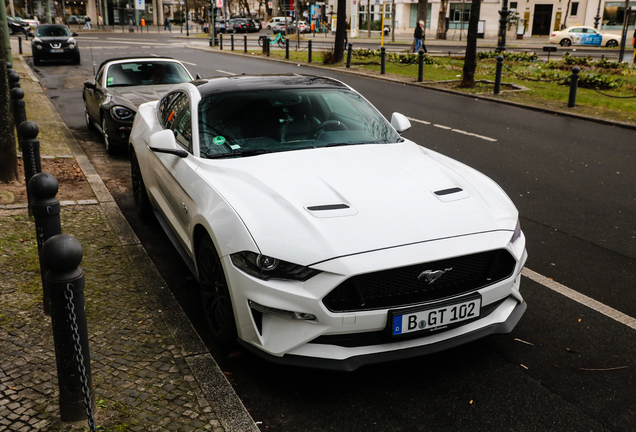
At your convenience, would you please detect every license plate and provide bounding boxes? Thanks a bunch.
[50,49,64,53]
[391,296,481,336]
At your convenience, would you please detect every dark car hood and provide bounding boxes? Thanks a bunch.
[108,84,176,109]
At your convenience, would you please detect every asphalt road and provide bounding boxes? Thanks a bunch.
[31,32,636,431]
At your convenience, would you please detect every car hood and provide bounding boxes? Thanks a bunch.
[197,141,518,265]
[108,85,175,109]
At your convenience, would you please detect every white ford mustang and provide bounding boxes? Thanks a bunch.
[129,74,527,371]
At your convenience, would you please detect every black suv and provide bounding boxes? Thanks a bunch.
[231,18,257,33]
[31,24,80,65]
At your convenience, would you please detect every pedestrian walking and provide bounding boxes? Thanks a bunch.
[84,15,92,30]
[164,14,171,31]
[413,21,423,53]
[97,14,103,29]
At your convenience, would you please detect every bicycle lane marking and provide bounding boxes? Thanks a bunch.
[406,116,497,142]
[522,267,636,331]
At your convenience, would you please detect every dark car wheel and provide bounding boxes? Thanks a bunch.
[606,40,619,47]
[102,116,116,155]
[197,235,237,346]
[560,38,572,47]
[130,149,153,219]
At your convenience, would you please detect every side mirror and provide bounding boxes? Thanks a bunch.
[83,79,96,90]
[195,73,203,79]
[148,129,188,158]
[391,112,411,134]
[72,32,78,37]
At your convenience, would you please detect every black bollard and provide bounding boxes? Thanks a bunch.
[267,38,270,57]
[29,172,62,316]
[346,43,352,68]
[18,121,42,216]
[11,87,28,128]
[8,70,20,90]
[18,36,23,54]
[231,33,234,51]
[381,47,386,75]
[285,37,289,59]
[219,33,223,50]
[42,234,95,425]
[244,35,247,53]
[568,66,580,108]
[418,51,424,82]
[308,39,312,63]
[494,55,503,94]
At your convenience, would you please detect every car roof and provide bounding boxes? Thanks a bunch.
[192,74,350,98]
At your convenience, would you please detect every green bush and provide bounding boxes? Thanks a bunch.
[477,51,539,62]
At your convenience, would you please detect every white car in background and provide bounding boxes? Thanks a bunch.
[549,26,620,47]
[129,74,528,371]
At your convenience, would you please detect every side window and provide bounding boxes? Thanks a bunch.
[163,92,192,151]
[159,92,183,128]
[95,68,104,87]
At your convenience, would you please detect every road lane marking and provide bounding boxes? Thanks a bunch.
[406,116,497,142]
[216,70,237,75]
[522,268,636,331]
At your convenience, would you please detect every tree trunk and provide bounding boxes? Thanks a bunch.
[0,27,18,183]
[460,0,482,87]
[333,0,347,63]
[417,0,428,31]
[436,0,449,39]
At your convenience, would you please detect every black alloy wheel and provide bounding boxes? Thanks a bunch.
[129,149,153,219]
[606,40,618,47]
[560,38,572,47]
[197,235,237,346]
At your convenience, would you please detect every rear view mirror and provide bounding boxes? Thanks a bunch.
[148,130,188,158]
[391,113,411,134]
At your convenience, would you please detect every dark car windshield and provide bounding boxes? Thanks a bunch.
[106,61,191,87]
[198,88,401,158]
[35,26,71,37]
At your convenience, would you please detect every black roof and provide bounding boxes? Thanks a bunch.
[95,56,176,74]
[193,74,349,98]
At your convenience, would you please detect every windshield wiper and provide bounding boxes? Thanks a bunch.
[325,142,355,147]
[203,149,273,159]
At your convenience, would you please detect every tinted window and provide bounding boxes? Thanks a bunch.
[105,61,191,87]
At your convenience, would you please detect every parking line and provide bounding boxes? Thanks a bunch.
[522,268,636,331]
[216,70,237,75]
[406,116,497,142]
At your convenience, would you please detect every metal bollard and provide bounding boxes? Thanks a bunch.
[42,234,95,424]
[29,172,62,316]
[19,122,42,216]
[267,38,270,57]
[346,43,352,68]
[11,87,28,128]
[8,69,20,90]
[418,51,424,82]
[285,37,289,59]
[231,33,234,51]
[18,36,23,54]
[308,39,312,63]
[244,35,247,53]
[381,47,386,75]
[494,55,503,95]
[568,66,580,108]
[219,33,223,50]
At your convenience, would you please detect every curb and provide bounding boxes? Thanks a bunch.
[185,44,636,132]
[17,53,259,432]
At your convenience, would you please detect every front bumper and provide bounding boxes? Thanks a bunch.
[104,115,134,147]
[223,230,527,370]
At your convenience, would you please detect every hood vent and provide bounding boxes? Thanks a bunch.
[305,203,357,218]
[433,187,469,202]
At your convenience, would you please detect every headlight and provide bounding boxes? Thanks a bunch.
[231,251,321,281]
[68,43,75,49]
[68,37,76,43]
[111,106,135,121]
[511,219,522,243]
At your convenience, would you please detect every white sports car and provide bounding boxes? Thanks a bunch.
[549,26,620,47]
[129,74,527,371]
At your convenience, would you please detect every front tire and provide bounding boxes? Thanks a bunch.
[130,149,153,219]
[197,235,237,346]
[606,40,618,48]
[102,116,115,155]
[560,38,572,47]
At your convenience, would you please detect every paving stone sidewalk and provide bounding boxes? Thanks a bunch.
[1,47,257,432]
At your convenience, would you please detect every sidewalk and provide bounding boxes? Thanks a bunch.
[1,39,258,432]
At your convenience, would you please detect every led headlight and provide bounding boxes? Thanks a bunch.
[111,106,135,121]
[511,219,522,243]
[231,251,321,281]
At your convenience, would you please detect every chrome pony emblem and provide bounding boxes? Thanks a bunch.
[418,268,453,284]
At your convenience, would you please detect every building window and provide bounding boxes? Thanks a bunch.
[510,2,518,9]
[449,3,472,30]
[571,2,579,16]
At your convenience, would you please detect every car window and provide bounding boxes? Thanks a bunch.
[197,88,400,159]
[160,91,185,128]
[162,92,192,151]
[36,26,70,37]
[570,28,583,33]
[106,61,191,87]
[95,68,104,87]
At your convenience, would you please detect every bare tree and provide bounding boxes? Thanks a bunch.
[0,27,18,183]
[460,0,482,87]
[436,0,449,39]
[333,0,347,62]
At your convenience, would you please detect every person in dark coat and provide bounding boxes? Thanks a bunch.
[414,21,423,53]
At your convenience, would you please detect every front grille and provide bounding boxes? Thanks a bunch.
[322,249,516,312]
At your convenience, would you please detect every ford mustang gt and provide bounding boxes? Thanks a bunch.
[129,74,527,371]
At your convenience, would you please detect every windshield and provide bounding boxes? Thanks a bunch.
[36,26,71,37]
[106,61,191,87]
[198,88,401,158]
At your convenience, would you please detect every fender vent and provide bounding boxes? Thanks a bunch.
[307,204,350,211]
[434,187,463,196]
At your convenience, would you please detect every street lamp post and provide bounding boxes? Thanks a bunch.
[496,0,510,52]
[594,0,602,29]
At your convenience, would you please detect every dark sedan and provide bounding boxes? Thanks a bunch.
[231,18,256,33]
[31,24,80,65]
[83,57,193,154]
[8,16,31,36]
